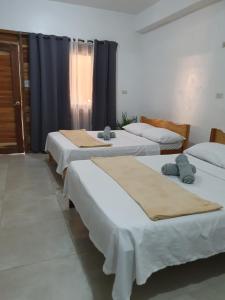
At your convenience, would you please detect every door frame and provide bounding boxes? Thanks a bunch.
[0,42,24,153]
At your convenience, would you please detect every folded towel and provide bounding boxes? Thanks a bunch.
[176,154,195,184]
[97,127,116,140]
[161,163,196,176]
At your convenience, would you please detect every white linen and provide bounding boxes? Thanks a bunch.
[122,123,152,136]
[142,126,184,144]
[64,154,225,300]
[159,141,182,151]
[45,130,160,174]
[185,142,225,169]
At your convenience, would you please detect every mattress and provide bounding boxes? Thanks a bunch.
[64,154,225,300]
[159,141,183,150]
[45,130,160,174]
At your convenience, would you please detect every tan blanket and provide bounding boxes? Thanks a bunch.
[60,130,111,148]
[91,156,222,221]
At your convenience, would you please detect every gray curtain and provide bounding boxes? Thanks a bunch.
[92,40,118,130]
[29,33,71,152]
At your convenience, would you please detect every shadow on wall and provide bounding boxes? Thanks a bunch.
[172,53,214,143]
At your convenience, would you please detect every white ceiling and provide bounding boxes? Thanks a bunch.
[50,0,159,14]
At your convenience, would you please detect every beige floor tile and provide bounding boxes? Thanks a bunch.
[0,158,8,194]
[5,171,55,197]
[189,286,224,300]
[0,254,92,300]
[1,193,63,228]
[5,156,54,196]
[0,217,75,271]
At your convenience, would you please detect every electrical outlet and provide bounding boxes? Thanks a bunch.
[122,90,128,95]
[216,93,224,100]
[24,80,30,88]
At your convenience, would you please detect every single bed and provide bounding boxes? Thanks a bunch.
[140,116,190,154]
[46,130,160,175]
[45,117,190,175]
[63,128,225,300]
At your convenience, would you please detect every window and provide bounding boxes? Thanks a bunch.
[70,40,94,129]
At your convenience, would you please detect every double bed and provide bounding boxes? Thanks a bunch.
[63,128,225,300]
[45,117,190,175]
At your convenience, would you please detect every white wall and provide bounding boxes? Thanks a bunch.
[135,0,222,33]
[140,1,225,143]
[141,1,225,142]
[0,0,144,121]
[1,0,225,142]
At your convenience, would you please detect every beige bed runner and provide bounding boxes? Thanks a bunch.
[60,130,111,148]
[91,156,222,221]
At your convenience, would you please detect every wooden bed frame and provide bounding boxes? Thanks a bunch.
[140,116,190,154]
[210,128,225,144]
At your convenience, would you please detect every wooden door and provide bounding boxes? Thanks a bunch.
[0,42,24,153]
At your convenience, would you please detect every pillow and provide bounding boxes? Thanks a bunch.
[123,123,152,136]
[142,127,184,144]
[184,142,225,169]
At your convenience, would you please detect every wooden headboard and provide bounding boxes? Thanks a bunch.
[140,116,190,153]
[210,128,225,144]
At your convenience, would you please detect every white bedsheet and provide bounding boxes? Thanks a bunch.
[64,155,225,300]
[45,131,160,174]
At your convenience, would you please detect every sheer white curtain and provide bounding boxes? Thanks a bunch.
[70,40,94,129]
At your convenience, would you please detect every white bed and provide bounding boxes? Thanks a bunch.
[64,153,225,300]
[45,130,174,175]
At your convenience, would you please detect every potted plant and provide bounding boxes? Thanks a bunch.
[116,112,138,129]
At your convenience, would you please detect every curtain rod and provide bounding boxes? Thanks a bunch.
[0,29,95,43]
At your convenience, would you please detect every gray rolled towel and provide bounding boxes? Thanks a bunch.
[110,132,116,138]
[97,132,116,139]
[161,163,196,176]
[97,132,104,139]
[104,126,111,140]
[97,127,116,140]
[175,154,195,184]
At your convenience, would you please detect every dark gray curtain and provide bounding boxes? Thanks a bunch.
[92,40,118,130]
[29,33,71,152]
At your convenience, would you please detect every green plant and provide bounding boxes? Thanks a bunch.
[116,112,138,129]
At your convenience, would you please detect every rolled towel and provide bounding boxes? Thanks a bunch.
[97,132,104,139]
[176,154,195,184]
[110,132,116,138]
[97,131,116,139]
[161,163,196,176]
[104,126,111,140]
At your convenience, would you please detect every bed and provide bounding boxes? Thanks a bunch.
[45,117,190,175]
[63,128,225,300]
[140,116,190,154]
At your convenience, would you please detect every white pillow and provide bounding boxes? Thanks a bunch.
[184,142,225,169]
[142,127,184,144]
[123,123,152,136]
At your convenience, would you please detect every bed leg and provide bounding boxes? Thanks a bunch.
[62,169,67,180]
[69,200,75,209]
[48,153,54,163]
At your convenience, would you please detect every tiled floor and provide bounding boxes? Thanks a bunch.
[0,154,225,299]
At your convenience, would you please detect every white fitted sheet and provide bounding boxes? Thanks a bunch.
[64,154,225,300]
[159,141,183,150]
[45,131,160,174]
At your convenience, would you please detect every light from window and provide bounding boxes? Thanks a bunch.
[70,41,94,129]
